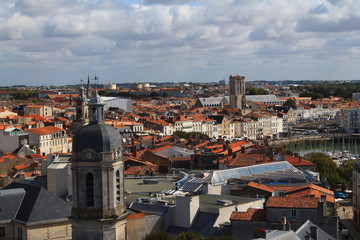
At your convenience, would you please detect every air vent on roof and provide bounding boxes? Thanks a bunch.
[217,199,233,206]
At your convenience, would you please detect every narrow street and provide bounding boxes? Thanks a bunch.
[337,199,360,240]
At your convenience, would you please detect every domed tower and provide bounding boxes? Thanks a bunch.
[70,91,127,240]
[71,86,89,134]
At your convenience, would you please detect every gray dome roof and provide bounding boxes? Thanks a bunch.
[73,123,122,153]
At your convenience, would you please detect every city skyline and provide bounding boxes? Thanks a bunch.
[1,0,360,86]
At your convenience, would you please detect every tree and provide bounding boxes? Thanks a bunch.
[304,152,340,188]
[206,236,234,240]
[177,231,202,240]
[144,232,169,240]
[150,92,160,98]
[283,99,296,107]
[338,159,356,191]
[174,131,188,139]
[247,87,269,95]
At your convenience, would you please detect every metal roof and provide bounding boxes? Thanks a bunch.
[209,162,299,185]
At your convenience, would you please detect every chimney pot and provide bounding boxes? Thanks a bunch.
[310,226,318,240]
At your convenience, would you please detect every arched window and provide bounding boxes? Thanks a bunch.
[86,173,94,207]
[116,170,121,204]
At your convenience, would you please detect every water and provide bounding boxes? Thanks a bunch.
[284,139,360,157]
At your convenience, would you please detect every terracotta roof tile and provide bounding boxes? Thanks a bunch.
[285,155,315,166]
[230,208,266,221]
[151,145,173,153]
[26,126,65,135]
[247,182,275,193]
[266,196,319,209]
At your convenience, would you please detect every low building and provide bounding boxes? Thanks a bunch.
[25,126,70,155]
[0,125,29,153]
[1,182,72,240]
[23,105,53,117]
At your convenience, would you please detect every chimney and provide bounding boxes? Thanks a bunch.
[18,173,25,181]
[41,158,48,176]
[228,148,233,156]
[310,226,318,240]
[320,195,327,215]
[253,229,267,239]
[281,216,291,231]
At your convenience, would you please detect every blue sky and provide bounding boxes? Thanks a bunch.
[1,0,360,86]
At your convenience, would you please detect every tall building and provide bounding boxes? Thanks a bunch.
[353,161,360,226]
[70,90,127,240]
[229,75,246,110]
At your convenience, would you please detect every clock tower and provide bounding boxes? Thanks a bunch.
[70,90,127,240]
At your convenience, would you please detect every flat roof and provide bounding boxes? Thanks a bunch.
[125,177,176,194]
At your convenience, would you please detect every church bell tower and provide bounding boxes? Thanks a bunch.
[229,75,246,110]
[70,88,127,240]
[71,86,89,134]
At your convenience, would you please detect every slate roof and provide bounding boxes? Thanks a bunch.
[197,97,228,107]
[154,146,194,158]
[4,182,71,224]
[12,145,36,157]
[190,211,219,237]
[73,123,122,154]
[127,202,169,215]
[253,229,300,240]
[295,220,335,240]
[266,196,319,209]
[0,188,25,223]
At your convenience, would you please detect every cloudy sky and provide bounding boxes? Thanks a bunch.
[1,0,360,86]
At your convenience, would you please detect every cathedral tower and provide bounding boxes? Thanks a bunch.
[71,86,89,134]
[229,75,246,110]
[70,90,127,240]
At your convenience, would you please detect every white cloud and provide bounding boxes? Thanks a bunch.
[1,0,360,85]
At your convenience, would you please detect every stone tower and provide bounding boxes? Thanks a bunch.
[229,75,246,110]
[70,90,127,240]
[71,86,89,134]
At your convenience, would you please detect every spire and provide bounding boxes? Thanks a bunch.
[88,76,105,124]
[87,75,91,98]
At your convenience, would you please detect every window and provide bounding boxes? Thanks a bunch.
[0,227,5,238]
[116,170,121,203]
[291,209,297,217]
[86,173,94,207]
[17,227,22,240]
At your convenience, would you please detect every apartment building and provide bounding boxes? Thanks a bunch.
[25,126,70,155]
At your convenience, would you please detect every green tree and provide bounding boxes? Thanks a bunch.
[174,131,188,139]
[143,232,169,240]
[10,89,37,100]
[206,236,234,240]
[338,159,356,191]
[304,152,340,188]
[150,92,160,98]
[177,231,202,240]
[247,87,269,95]
[283,99,296,107]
